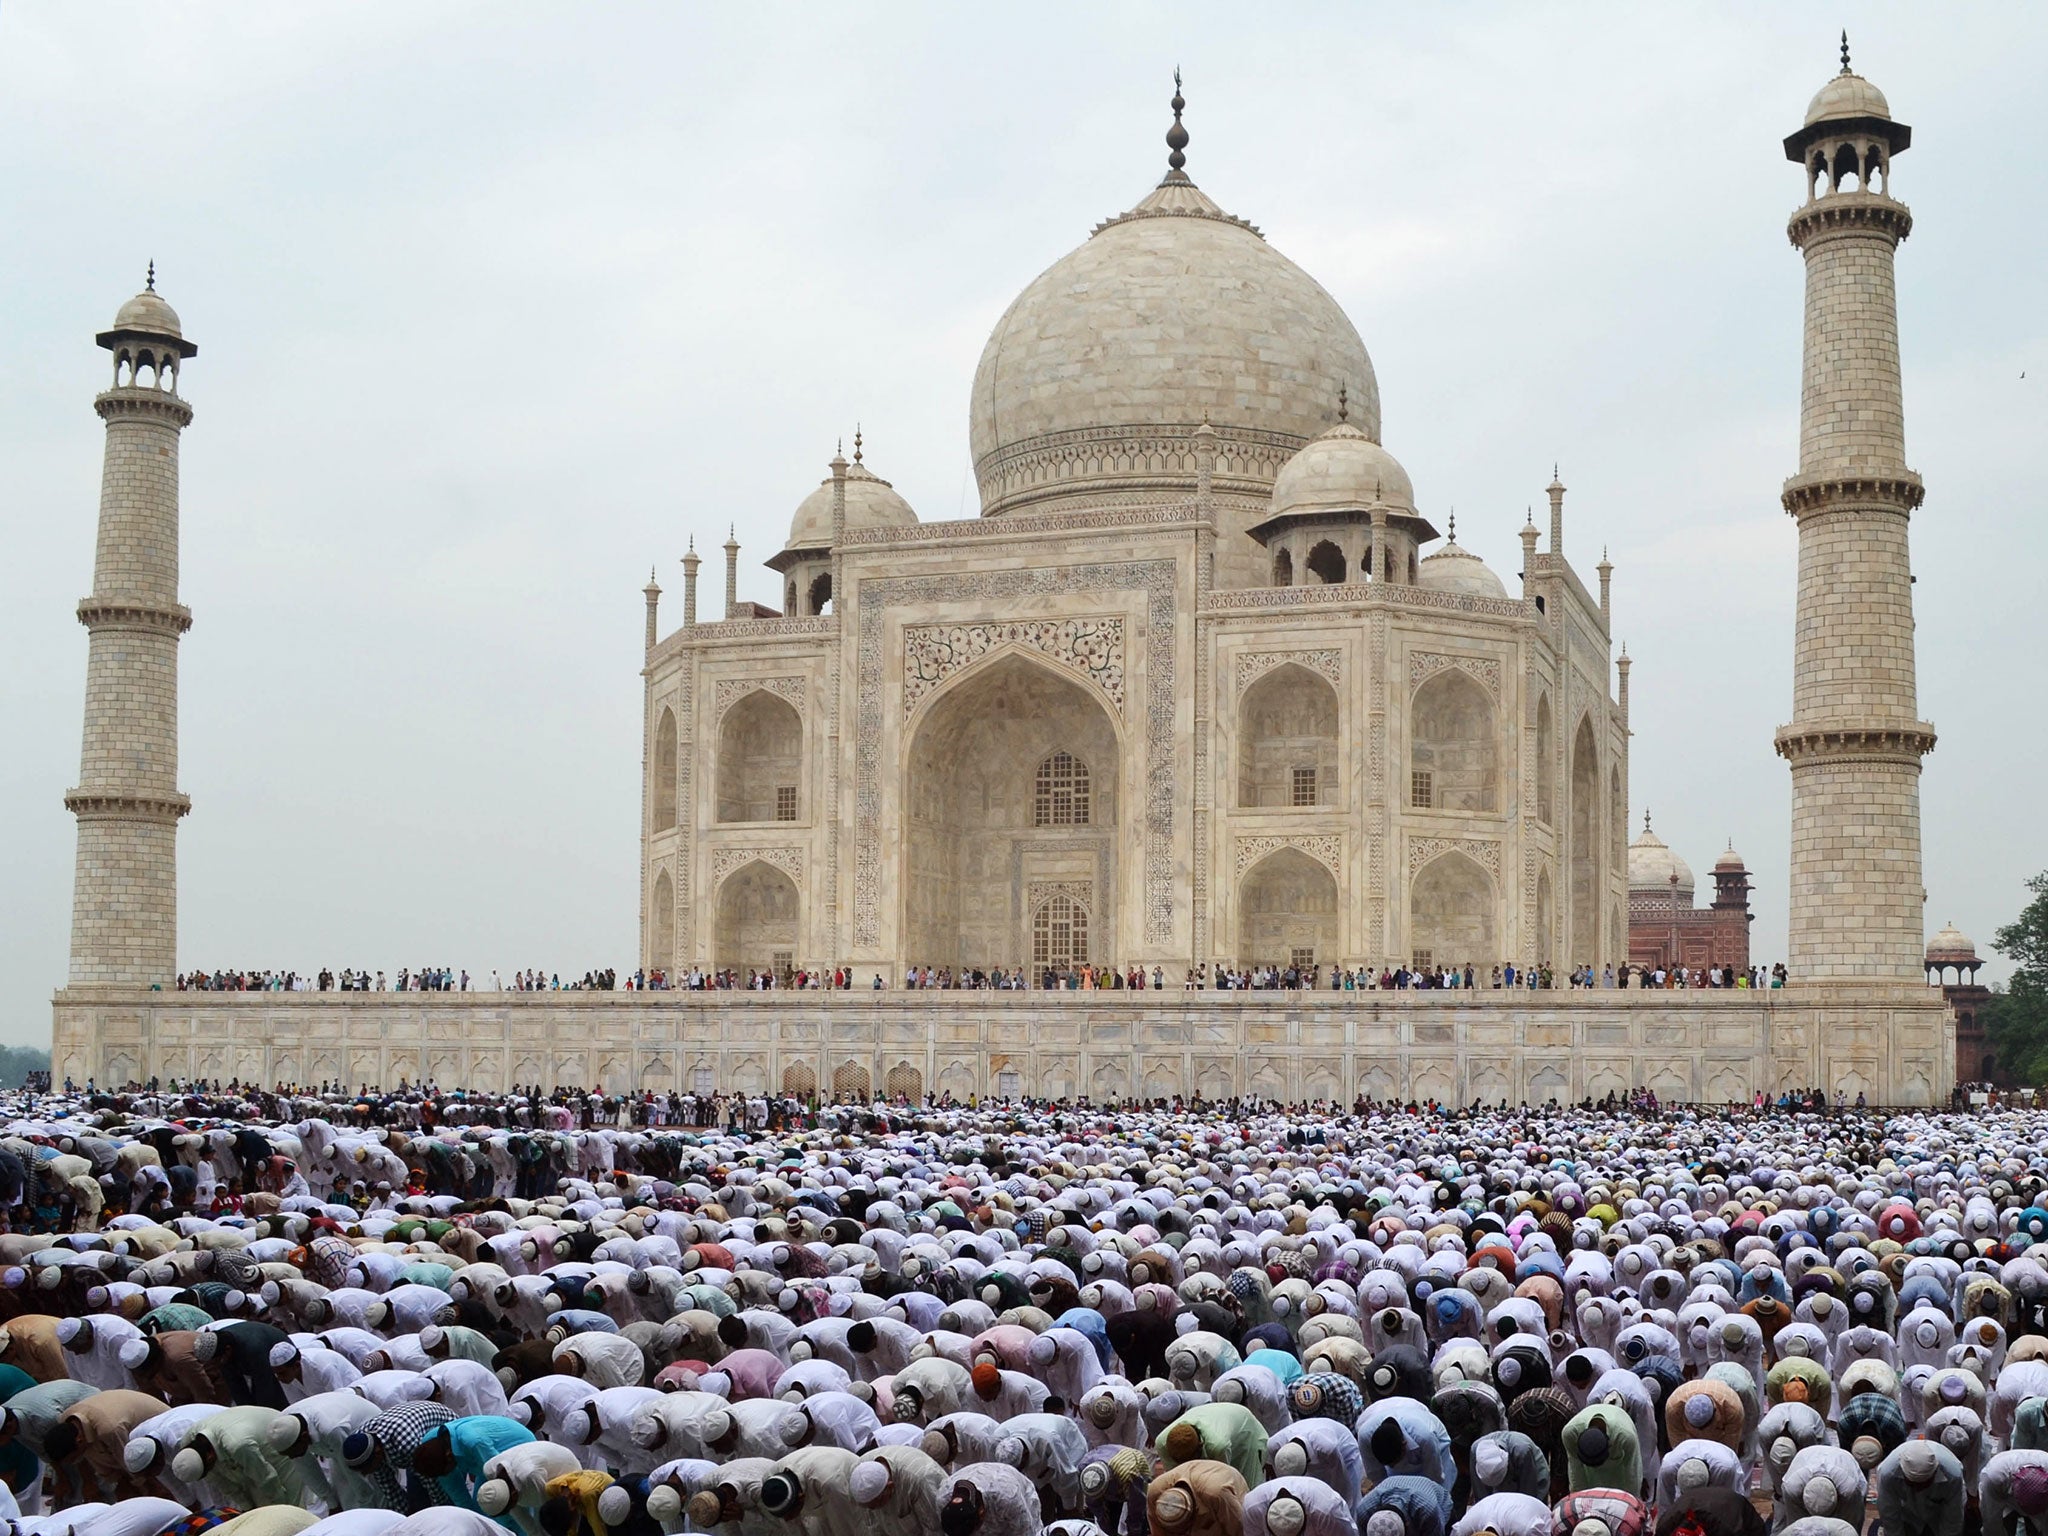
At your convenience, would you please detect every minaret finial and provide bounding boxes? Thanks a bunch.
[1840,30,1852,74]
[1165,68,1189,180]
[1644,808,1653,833]
[1447,509,1456,542]
[1337,382,1348,423]
[145,259,155,292]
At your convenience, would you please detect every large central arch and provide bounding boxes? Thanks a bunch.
[904,653,1120,971]
[1570,715,1600,965]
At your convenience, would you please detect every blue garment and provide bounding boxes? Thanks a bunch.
[433,1414,536,1521]
[1054,1308,1114,1372]
[1359,1399,1457,1488]
[1244,1348,1303,1386]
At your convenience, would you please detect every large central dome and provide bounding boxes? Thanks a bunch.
[969,129,1378,518]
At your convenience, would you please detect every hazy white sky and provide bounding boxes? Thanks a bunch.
[4,5,2042,1042]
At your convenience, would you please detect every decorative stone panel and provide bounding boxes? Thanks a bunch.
[1409,651,1502,699]
[710,846,805,889]
[1026,880,1095,912]
[903,617,1125,719]
[713,676,806,722]
[1234,648,1341,697]
[1235,834,1342,878]
[1408,837,1501,879]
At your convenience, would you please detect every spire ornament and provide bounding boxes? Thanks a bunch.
[145,260,156,292]
[1165,68,1189,181]
[1447,510,1456,542]
[1337,381,1348,423]
[853,425,863,464]
[1840,29,1852,74]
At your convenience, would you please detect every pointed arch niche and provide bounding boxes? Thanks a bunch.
[1238,662,1338,809]
[1410,852,1496,973]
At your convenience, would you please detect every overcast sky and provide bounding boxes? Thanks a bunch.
[3,6,2042,1042]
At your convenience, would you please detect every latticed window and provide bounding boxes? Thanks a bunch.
[1410,769,1434,808]
[1411,949,1433,971]
[775,786,797,821]
[1034,752,1090,826]
[1032,895,1089,968]
[1290,947,1315,971]
[1291,767,1318,806]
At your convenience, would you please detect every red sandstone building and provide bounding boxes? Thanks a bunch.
[1626,813,1753,973]
[1926,923,1995,1087]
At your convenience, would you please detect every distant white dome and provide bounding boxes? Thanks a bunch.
[1418,527,1506,600]
[1806,71,1892,128]
[1270,421,1414,518]
[1628,814,1695,898]
[1925,923,1978,966]
[785,460,917,551]
[111,287,184,338]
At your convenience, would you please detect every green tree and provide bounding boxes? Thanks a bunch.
[1986,872,2048,1085]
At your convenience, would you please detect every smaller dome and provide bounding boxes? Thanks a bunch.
[1270,421,1414,520]
[1418,523,1506,600]
[786,459,917,551]
[1714,842,1746,872]
[1805,71,1891,128]
[1628,814,1695,898]
[1925,923,1978,965]
[112,288,183,339]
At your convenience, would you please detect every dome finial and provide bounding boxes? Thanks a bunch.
[1164,67,1189,181]
[1643,808,1653,833]
[1337,381,1348,423]
[1447,509,1456,542]
[145,259,156,293]
[853,424,863,464]
[1840,29,1852,74]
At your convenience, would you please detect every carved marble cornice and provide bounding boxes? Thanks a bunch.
[76,598,192,636]
[1780,471,1924,517]
[1203,583,1529,621]
[1788,195,1912,249]
[1774,722,1936,767]
[94,390,193,427]
[63,789,191,822]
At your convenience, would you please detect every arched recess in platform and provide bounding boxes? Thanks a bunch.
[904,653,1120,971]
[832,1061,871,1102]
[717,691,802,823]
[1239,663,1338,808]
[1238,847,1338,969]
[1410,851,1495,973]
[884,1061,923,1102]
[715,860,798,977]
[782,1061,817,1097]
[1570,714,1600,964]
[1411,669,1497,812]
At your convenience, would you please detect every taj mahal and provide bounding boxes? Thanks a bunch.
[51,54,1956,1106]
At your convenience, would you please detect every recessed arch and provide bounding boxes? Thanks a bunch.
[781,1061,816,1098]
[715,859,798,978]
[1411,669,1498,812]
[1031,892,1090,971]
[1535,868,1556,971]
[808,572,833,616]
[1272,548,1294,588]
[905,652,1119,972]
[1239,847,1338,970]
[884,1061,923,1102]
[1535,693,1555,825]
[1306,540,1346,585]
[1570,714,1600,963]
[650,869,674,973]
[831,1061,870,1102]
[1410,852,1495,973]
[652,708,677,831]
[1238,663,1338,809]
[717,691,801,823]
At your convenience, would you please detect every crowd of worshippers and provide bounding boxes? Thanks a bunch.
[3,1093,2048,1536]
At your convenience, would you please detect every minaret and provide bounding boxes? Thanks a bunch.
[1775,38,1935,983]
[1546,465,1565,557]
[643,567,661,656]
[681,539,700,628]
[722,527,740,619]
[65,270,197,989]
